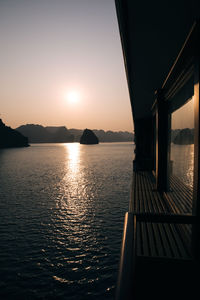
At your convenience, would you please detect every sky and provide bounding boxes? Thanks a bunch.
[0,0,133,132]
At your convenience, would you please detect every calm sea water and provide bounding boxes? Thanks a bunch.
[0,143,134,300]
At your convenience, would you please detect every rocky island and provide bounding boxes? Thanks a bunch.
[80,129,99,144]
[0,119,29,148]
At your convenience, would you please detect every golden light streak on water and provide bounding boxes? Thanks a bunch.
[65,143,81,176]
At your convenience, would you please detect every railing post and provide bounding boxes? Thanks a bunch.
[155,89,170,192]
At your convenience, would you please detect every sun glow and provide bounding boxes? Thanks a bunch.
[66,91,80,104]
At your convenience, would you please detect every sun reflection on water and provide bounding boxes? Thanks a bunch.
[54,143,104,274]
[57,143,92,236]
[57,143,83,212]
[65,143,81,177]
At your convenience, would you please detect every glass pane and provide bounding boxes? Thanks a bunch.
[169,97,194,214]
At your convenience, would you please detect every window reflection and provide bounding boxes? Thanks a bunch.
[168,97,194,214]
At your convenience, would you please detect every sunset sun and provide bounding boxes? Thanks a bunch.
[66,91,80,104]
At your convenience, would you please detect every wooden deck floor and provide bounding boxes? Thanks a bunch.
[130,171,193,215]
[130,171,169,213]
[167,175,193,214]
[116,171,196,300]
[129,171,193,260]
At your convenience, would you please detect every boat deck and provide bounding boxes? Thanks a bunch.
[130,171,193,259]
[130,171,192,214]
[116,171,197,299]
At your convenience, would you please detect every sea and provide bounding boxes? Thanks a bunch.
[0,142,134,300]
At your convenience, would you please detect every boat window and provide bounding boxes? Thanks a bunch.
[168,97,194,213]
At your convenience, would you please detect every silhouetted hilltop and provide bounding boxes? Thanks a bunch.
[80,129,99,145]
[46,126,74,143]
[16,124,74,143]
[69,128,134,142]
[93,129,133,142]
[0,119,29,148]
[173,128,194,145]
[16,124,134,143]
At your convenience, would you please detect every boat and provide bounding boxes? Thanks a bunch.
[114,0,200,299]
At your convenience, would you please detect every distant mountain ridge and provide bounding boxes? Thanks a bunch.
[16,124,74,143]
[69,128,134,142]
[16,124,134,143]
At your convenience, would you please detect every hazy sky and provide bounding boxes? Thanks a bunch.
[0,0,133,132]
